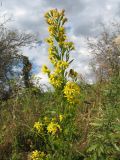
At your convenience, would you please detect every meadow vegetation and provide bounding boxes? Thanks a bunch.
[0,9,120,160]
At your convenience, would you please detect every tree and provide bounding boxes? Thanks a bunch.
[0,18,34,99]
[88,23,120,82]
[22,56,32,88]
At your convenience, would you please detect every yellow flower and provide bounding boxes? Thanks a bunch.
[49,73,63,88]
[63,81,80,104]
[55,60,69,70]
[41,65,50,74]
[47,122,62,135]
[31,150,45,160]
[45,37,54,45]
[59,115,63,122]
[48,46,57,56]
[59,26,65,33]
[34,122,43,133]
[48,55,57,65]
[64,42,75,50]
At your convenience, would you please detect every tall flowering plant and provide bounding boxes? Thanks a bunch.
[42,9,80,105]
[30,9,81,160]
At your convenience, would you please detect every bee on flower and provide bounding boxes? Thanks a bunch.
[69,69,78,81]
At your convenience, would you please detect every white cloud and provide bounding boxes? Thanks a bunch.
[15,8,26,17]
[1,0,120,85]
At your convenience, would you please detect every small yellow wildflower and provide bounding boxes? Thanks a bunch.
[59,26,65,33]
[47,122,61,135]
[56,60,69,70]
[59,115,63,122]
[41,65,50,74]
[45,37,54,45]
[49,73,63,88]
[63,81,80,104]
[34,122,43,133]
[48,55,57,65]
[48,46,57,56]
[31,150,45,160]
[64,41,75,50]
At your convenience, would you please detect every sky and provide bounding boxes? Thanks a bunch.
[1,0,120,85]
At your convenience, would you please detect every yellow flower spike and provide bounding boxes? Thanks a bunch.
[44,9,78,92]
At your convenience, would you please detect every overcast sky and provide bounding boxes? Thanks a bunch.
[1,0,120,84]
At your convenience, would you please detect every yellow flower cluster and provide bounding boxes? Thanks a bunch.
[41,65,50,74]
[48,60,69,88]
[33,115,62,136]
[48,46,58,65]
[34,122,43,133]
[44,9,67,41]
[43,9,77,91]
[45,37,54,45]
[63,81,80,104]
[56,60,69,70]
[49,73,63,88]
[47,122,62,135]
[31,150,45,160]
[64,42,75,51]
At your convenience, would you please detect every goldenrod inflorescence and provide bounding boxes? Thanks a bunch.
[32,9,81,159]
[63,81,80,104]
[41,9,76,89]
